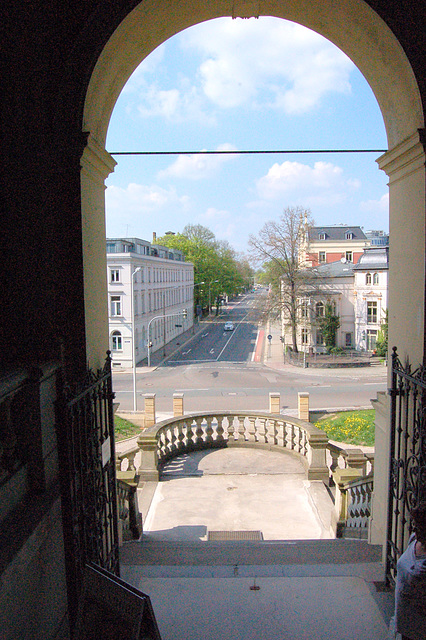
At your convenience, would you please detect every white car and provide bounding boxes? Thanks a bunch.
[224,322,234,331]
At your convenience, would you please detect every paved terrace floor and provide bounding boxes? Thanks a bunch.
[120,448,394,640]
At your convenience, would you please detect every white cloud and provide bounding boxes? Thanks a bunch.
[106,183,190,216]
[360,192,389,213]
[136,81,215,125]
[157,144,238,180]
[181,17,353,113]
[255,161,358,206]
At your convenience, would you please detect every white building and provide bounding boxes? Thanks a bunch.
[282,246,388,353]
[107,237,194,367]
[353,246,389,351]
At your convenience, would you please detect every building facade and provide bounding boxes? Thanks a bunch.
[302,225,371,267]
[283,247,389,353]
[353,247,389,352]
[107,238,194,367]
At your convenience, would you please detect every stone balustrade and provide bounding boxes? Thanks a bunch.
[327,442,374,484]
[132,411,329,483]
[332,469,374,538]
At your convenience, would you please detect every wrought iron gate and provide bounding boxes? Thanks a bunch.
[386,347,426,584]
[56,352,119,627]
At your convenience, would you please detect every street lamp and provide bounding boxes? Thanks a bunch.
[208,279,219,315]
[193,281,204,333]
[147,283,185,366]
[131,267,141,411]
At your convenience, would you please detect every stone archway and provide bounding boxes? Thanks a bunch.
[81,0,425,551]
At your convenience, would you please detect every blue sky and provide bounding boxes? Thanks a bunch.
[105,17,389,253]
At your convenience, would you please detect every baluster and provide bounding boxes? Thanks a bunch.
[185,419,195,450]
[195,417,204,448]
[176,420,185,453]
[158,429,167,461]
[127,450,136,471]
[301,429,308,458]
[227,416,236,441]
[205,416,214,444]
[216,416,225,442]
[276,420,285,448]
[258,418,267,444]
[286,422,294,450]
[271,419,278,445]
[237,415,246,441]
[247,417,256,443]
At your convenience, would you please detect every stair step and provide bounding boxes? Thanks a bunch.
[120,537,382,568]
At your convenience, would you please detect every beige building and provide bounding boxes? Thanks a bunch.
[285,246,389,353]
[302,225,371,267]
[107,238,194,367]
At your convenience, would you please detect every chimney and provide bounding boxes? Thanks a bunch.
[153,232,157,244]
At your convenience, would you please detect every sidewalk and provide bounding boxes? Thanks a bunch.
[262,322,387,378]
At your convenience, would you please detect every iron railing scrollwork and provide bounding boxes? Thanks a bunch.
[56,352,119,629]
[386,347,426,585]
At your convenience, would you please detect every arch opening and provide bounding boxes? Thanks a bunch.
[81,0,426,553]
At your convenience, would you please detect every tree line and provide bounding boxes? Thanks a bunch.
[158,224,254,316]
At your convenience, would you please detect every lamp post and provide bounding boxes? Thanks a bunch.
[193,281,204,333]
[131,266,141,411]
[208,279,219,315]
[147,283,185,366]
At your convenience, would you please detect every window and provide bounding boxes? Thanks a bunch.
[316,301,325,317]
[345,251,353,262]
[110,269,120,283]
[316,331,325,346]
[373,273,379,285]
[111,331,122,351]
[301,328,309,345]
[110,295,121,316]
[367,329,377,351]
[319,251,326,263]
[366,273,372,285]
[300,302,308,318]
[367,301,377,324]
[345,332,352,347]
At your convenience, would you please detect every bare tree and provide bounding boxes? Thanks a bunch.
[249,206,315,351]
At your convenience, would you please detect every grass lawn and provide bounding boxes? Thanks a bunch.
[114,415,141,441]
[313,409,375,447]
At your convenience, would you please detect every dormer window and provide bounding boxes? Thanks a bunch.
[345,231,353,240]
[319,233,326,240]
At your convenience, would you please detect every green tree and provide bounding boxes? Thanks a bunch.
[249,206,314,351]
[157,225,252,315]
[317,302,340,352]
[375,309,388,357]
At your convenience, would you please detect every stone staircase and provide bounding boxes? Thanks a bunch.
[120,538,394,640]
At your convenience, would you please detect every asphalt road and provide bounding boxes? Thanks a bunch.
[113,291,387,414]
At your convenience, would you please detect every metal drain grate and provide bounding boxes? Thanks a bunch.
[207,530,264,541]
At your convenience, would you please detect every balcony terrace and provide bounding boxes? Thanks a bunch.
[116,406,393,639]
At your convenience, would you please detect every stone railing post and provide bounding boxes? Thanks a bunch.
[173,393,184,417]
[269,392,280,414]
[332,468,363,536]
[143,393,156,428]
[298,392,309,421]
[306,429,329,481]
[345,449,369,475]
[136,432,159,483]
